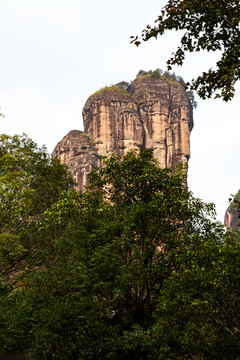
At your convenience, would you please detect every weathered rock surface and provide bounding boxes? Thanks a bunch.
[224,208,240,229]
[224,189,240,228]
[52,130,98,191]
[83,87,144,157]
[52,76,194,190]
[130,76,193,168]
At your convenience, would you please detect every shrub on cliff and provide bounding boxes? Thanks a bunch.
[229,189,240,214]
[114,81,130,90]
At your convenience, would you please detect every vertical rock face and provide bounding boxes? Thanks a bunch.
[224,190,240,228]
[52,76,194,190]
[130,76,193,168]
[224,208,239,229]
[52,130,98,191]
[83,88,144,157]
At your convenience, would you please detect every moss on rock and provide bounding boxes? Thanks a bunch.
[88,86,133,100]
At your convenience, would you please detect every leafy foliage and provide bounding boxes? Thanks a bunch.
[131,0,240,101]
[0,134,74,275]
[114,81,130,90]
[0,107,4,118]
[152,232,240,359]
[136,69,163,77]
[229,189,240,213]
[1,149,238,360]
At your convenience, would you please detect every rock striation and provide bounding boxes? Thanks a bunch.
[82,87,144,158]
[52,76,194,190]
[52,130,98,190]
[130,76,193,167]
[224,208,240,229]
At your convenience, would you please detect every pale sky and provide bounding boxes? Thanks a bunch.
[0,0,239,223]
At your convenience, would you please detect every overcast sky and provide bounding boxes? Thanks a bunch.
[0,0,239,223]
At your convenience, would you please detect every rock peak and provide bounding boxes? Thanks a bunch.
[53,75,194,190]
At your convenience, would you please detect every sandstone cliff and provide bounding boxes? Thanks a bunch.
[52,75,193,190]
[224,190,240,228]
[224,208,240,229]
[52,130,98,190]
[130,76,193,167]
[82,87,144,158]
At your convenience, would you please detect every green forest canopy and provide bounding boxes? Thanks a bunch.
[0,141,240,359]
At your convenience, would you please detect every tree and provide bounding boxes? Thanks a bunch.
[0,149,227,360]
[0,133,74,276]
[114,81,130,90]
[131,0,240,101]
[151,231,240,359]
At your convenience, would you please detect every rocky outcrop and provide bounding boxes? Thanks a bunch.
[52,76,194,190]
[130,76,193,168]
[83,87,144,158]
[224,208,240,229]
[52,130,98,191]
[224,190,240,228]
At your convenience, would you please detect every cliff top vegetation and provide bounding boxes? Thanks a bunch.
[115,68,197,108]
[88,86,133,100]
[229,189,240,213]
[88,69,197,109]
